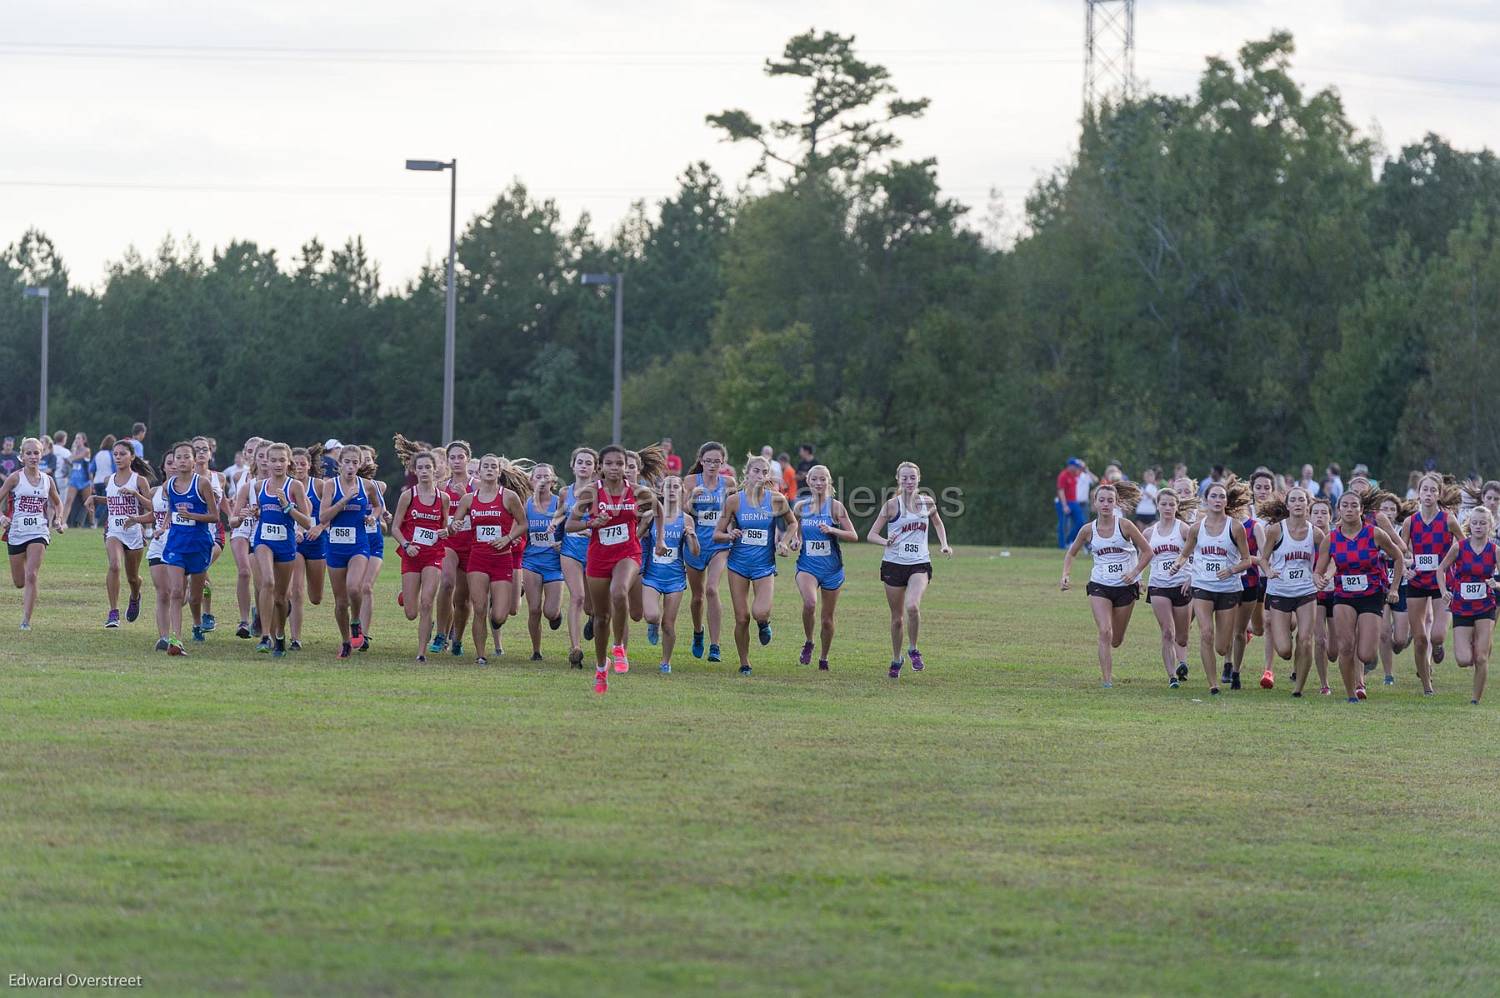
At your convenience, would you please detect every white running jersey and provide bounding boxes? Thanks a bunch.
[147,488,171,561]
[231,477,259,541]
[1087,517,1136,586]
[882,494,932,565]
[1191,515,1241,592]
[7,470,52,544]
[1265,521,1317,598]
[105,471,146,550]
[1146,519,1188,587]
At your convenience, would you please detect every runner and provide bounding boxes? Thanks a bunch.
[1228,479,1269,690]
[228,437,266,639]
[319,445,374,659]
[1144,488,1195,687]
[641,473,701,674]
[1167,480,1252,695]
[191,436,226,633]
[1374,492,1412,687]
[357,445,389,651]
[1309,496,1336,690]
[1257,488,1324,697]
[791,464,859,672]
[1313,490,1406,702]
[0,437,66,630]
[684,442,733,663]
[1060,482,1152,687]
[158,441,219,655]
[717,454,799,676]
[289,443,328,652]
[867,461,953,679]
[390,444,447,663]
[520,463,565,660]
[451,455,529,667]
[85,439,154,628]
[144,450,176,649]
[1402,472,1460,696]
[556,446,599,669]
[1437,505,1496,705]
[249,442,315,657]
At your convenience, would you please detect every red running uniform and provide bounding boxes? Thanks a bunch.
[467,489,517,583]
[442,477,476,571]
[586,483,643,579]
[399,487,448,574]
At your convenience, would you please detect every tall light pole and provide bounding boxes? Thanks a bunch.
[23,287,50,439]
[581,272,623,444]
[405,158,458,443]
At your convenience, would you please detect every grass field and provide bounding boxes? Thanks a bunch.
[2,533,1498,996]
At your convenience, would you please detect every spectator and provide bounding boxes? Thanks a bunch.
[1073,460,1096,523]
[760,444,782,482]
[795,443,816,495]
[777,452,796,496]
[0,437,19,478]
[50,430,71,489]
[1135,468,1159,526]
[1405,470,1421,500]
[1352,463,1378,490]
[1055,458,1083,548]
[92,434,117,516]
[662,437,683,476]
[1297,464,1320,496]
[322,439,343,478]
[1325,463,1344,503]
[129,422,148,458]
[1198,465,1225,498]
[66,432,92,528]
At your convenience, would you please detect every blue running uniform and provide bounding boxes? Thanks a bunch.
[297,478,328,562]
[726,489,778,581]
[365,483,386,559]
[522,495,564,583]
[559,484,590,566]
[684,475,729,571]
[326,478,372,569]
[253,479,299,564]
[161,473,214,575]
[643,512,689,594]
[795,496,845,590]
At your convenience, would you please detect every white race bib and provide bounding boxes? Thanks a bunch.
[110,515,127,532]
[172,512,196,527]
[330,526,357,545]
[696,509,720,528]
[1286,567,1306,581]
[599,523,629,546]
[18,514,40,530]
[365,519,379,534]
[1339,574,1368,592]
[742,527,769,547]
[529,531,555,548]
[259,522,288,542]
[1105,562,1125,575]
[1201,559,1225,576]
[805,539,831,558]
[1460,582,1489,601]
[412,527,438,547]
[1413,554,1439,571]
[475,524,503,543]
[657,545,679,563]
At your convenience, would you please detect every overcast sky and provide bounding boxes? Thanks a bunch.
[4,1,1498,289]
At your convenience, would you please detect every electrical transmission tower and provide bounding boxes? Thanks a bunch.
[1084,0,1136,111]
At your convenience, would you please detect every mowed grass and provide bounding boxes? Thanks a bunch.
[2,534,1498,996]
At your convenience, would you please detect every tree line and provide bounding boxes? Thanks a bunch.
[4,31,1499,544]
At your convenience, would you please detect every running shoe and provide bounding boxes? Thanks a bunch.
[1169,679,1180,689]
[416,654,427,664]
[1348,697,1360,704]
[757,621,772,646]
[272,638,287,658]
[167,637,187,657]
[818,659,829,671]
[358,633,372,653]
[531,651,543,661]
[192,626,205,643]
[236,622,251,639]
[1260,669,1274,690]
[337,642,352,659]
[909,649,925,672]
[1101,681,1113,688]
[256,637,272,654]
[476,656,489,667]
[251,610,262,637]
[19,621,30,631]
[660,662,671,674]
[1221,661,1233,685]
[350,621,365,649]
[450,638,463,657]
[1433,643,1446,664]
[155,637,169,652]
[583,616,594,641]
[1230,671,1242,691]
[1383,675,1395,686]
[568,649,584,669]
[799,641,813,666]
[888,658,902,679]
[1320,686,1331,696]
[1176,662,1189,681]
[707,644,722,663]
[429,633,447,654]
[612,645,629,674]
[739,663,752,676]
[290,640,302,652]
[1210,687,1220,695]
[125,594,140,623]
[691,630,704,658]
[1472,699,1480,705]
[1292,690,1302,698]
[594,669,608,694]
[1290,671,1297,683]
[202,613,217,632]
[1356,685,1367,700]
[1424,689,1436,697]
[548,615,562,631]
[647,622,659,646]
[105,609,120,629]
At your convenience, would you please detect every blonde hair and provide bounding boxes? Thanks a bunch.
[805,463,836,496]
[20,436,42,454]
[896,461,920,479]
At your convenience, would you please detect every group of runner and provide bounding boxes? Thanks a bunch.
[0,435,952,694]
[1062,469,1493,705]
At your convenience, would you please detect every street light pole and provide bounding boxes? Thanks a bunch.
[405,158,458,444]
[23,287,50,439]
[581,272,624,444]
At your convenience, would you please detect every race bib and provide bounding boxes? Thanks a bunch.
[1339,574,1368,592]
[172,512,197,527]
[18,515,40,530]
[599,523,629,546]
[1460,582,1489,601]
[1201,559,1225,575]
[805,539,831,558]
[259,522,288,543]
[365,518,379,534]
[900,542,923,556]
[696,509,720,528]
[475,524,503,543]
[1105,562,1124,575]
[529,531,555,548]
[656,545,679,563]
[330,526,357,545]
[1286,567,1306,581]
[742,527,769,547]
[412,527,438,547]
[1413,554,1439,571]
[110,515,127,532]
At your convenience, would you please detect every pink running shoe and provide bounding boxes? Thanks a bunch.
[612,645,629,674]
[594,669,609,694]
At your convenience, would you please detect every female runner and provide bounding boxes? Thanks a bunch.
[357,445,388,650]
[791,464,859,672]
[1374,492,1412,687]
[288,443,327,652]
[1437,505,1496,705]
[1309,497,1336,691]
[641,473,701,674]
[1313,491,1405,702]
[1228,479,1270,690]
[1143,488,1195,687]
[1060,482,1152,687]
[390,444,447,662]
[87,439,154,627]
[144,450,176,649]
[1167,480,1252,695]
[684,442,733,663]
[0,438,66,630]
[563,444,661,693]
[248,442,315,657]
[867,461,953,679]
[556,446,599,669]
[1257,488,1325,697]
[520,463,565,660]
[433,440,476,656]
[1402,472,1459,696]
[158,440,219,655]
[190,436,226,634]
[452,455,529,667]
[228,437,266,639]
[717,455,798,676]
[319,445,375,659]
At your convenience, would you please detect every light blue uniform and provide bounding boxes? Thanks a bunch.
[726,489,777,581]
[161,473,213,575]
[522,495,564,583]
[643,512,689,594]
[684,476,729,571]
[795,496,845,590]
[560,484,590,566]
